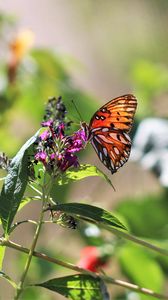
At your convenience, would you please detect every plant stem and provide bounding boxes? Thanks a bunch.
[28,183,42,195]
[14,210,44,299]
[2,239,168,299]
[14,175,48,299]
[9,220,37,234]
[108,227,168,256]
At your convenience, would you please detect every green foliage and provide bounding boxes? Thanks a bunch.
[116,193,168,239]
[1,10,168,299]
[56,164,113,187]
[115,192,168,298]
[0,130,39,234]
[48,202,127,231]
[118,243,164,300]
[34,274,109,300]
[0,47,97,155]
[131,59,168,117]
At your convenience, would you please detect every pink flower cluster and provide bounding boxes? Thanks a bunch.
[34,120,87,173]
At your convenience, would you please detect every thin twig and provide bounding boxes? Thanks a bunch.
[28,183,42,196]
[8,220,37,234]
[107,227,168,257]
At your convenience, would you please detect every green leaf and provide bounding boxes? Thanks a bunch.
[35,274,109,300]
[118,244,164,300]
[56,164,113,187]
[0,197,35,228]
[0,131,39,235]
[47,203,127,231]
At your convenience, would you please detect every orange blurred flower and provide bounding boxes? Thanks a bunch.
[8,29,35,83]
[10,29,34,62]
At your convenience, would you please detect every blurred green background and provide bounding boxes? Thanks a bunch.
[0,1,168,299]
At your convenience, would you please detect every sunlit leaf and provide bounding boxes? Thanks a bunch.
[34,274,109,300]
[0,131,39,235]
[47,203,127,231]
[56,164,113,187]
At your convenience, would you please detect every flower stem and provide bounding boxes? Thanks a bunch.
[14,209,44,299]
[14,175,48,299]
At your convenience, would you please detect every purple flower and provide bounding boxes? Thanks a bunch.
[40,130,49,141]
[58,153,79,171]
[50,153,56,160]
[35,151,47,163]
[34,97,87,174]
[56,123,65,139]
[65,129,87,154]
[76,128,87,142]
[41,120,53,127]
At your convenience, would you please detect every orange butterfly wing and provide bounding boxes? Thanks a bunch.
[88,94,137,173]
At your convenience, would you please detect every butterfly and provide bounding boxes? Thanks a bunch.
[82,94,137,174]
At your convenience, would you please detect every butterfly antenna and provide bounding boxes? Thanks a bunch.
[71,99,83,122]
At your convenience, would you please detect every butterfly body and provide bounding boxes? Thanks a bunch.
[83,94,137,174]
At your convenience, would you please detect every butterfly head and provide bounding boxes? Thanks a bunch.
[81,121,90,141]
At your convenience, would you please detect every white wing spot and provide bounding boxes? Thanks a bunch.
[114,147,120,155]
[103,147,108,157]
[97,134,114,144]
[91,127,101,133]
[109,132,117,140]
[123,133,131,142]
[126,107,134,112]
[102,128,109,132]
[99,151,103,161]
